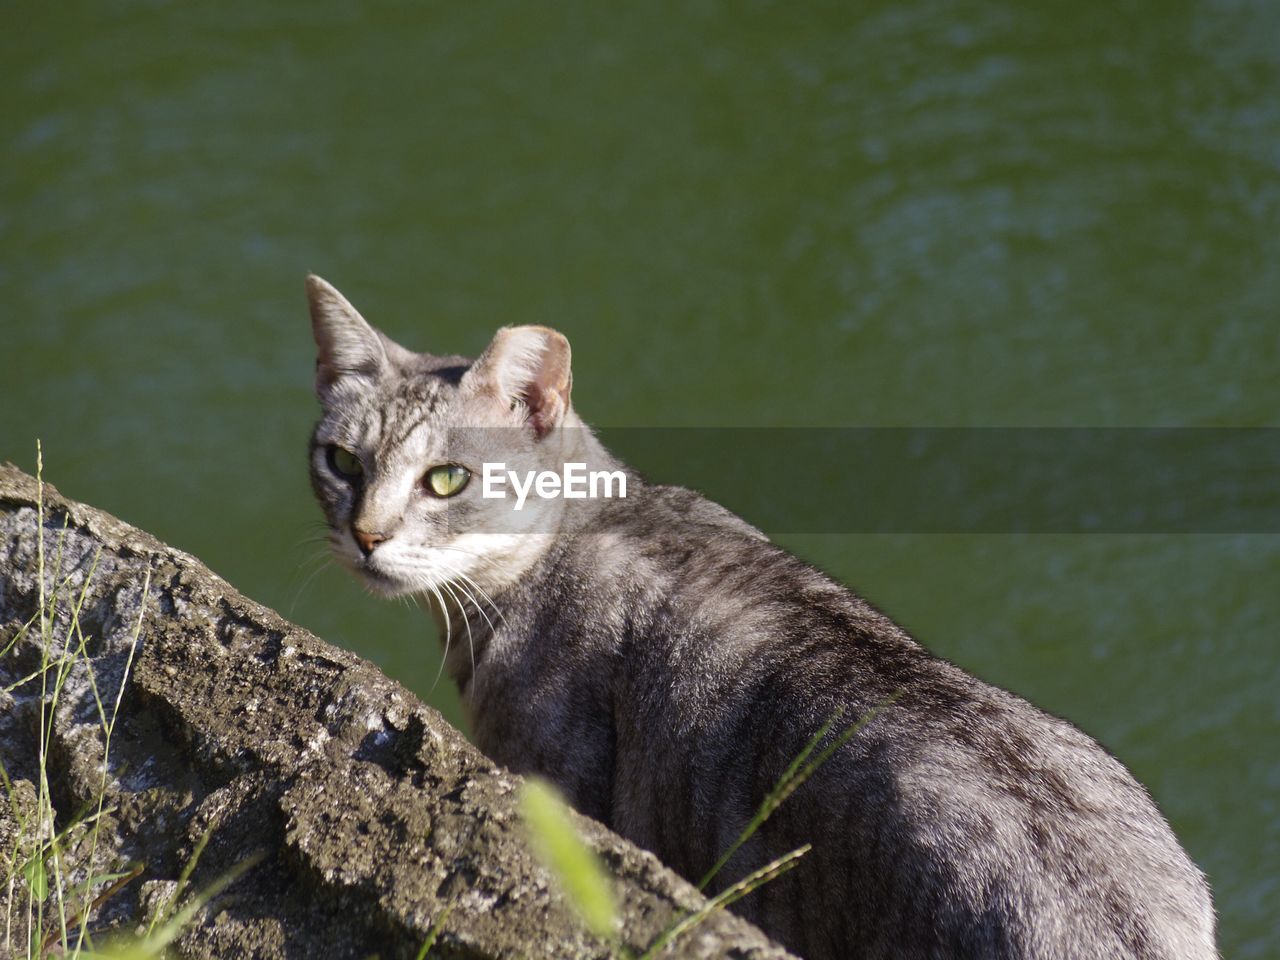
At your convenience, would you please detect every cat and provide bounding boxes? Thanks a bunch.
[304,274,1217,960]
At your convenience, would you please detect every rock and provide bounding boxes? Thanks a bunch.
[0,463,794,959]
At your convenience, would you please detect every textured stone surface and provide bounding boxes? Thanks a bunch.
[0,463,793,959]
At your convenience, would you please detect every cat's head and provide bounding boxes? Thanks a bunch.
[306,275,581,598]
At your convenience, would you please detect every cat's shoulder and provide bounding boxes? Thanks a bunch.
[589,481,770,545]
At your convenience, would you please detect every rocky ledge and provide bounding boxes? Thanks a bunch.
[0,463,793,959]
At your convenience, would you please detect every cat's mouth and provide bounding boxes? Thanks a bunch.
[352,555,417,597]
[334,533,485,599]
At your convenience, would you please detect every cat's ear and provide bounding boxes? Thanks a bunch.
[306,275,387,397]
[465,326,573,439]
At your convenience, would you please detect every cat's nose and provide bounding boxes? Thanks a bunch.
[353,528,389,557]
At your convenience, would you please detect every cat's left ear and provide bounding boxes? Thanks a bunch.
[306,274,388,398]
[465,326,572,439]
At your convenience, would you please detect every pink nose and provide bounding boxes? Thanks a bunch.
[353,528,388,557]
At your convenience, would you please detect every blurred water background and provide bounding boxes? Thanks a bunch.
[2,2,1277,953]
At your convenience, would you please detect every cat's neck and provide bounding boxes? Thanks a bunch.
[422,412,631,690]
[501,410,630,553]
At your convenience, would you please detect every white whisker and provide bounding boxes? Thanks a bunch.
[454,571,508,627]
[420,590,453,695]
[431,583,453,647]
[288,554,333,616]
[451,575,499,639]
[392,545,508,627]
[440,578,476,684]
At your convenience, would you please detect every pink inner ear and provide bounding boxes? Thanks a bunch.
[466,325,573,436]
[524,380,567,438]
[519,335,572,439]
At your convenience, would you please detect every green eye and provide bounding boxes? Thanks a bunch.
[425,464,470,497]
[328,445,364,480]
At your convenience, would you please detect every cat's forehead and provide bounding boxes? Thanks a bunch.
[375,372,462,453]
[322,370,458,456]
[380,373,450,425]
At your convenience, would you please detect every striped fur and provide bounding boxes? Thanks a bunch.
[306,276,1217,960]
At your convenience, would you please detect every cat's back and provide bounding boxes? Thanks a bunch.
[564,483,1217,960]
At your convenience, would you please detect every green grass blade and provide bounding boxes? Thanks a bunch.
[520,779,618,942]
[22,855,47,901]
[695,708,842,891]
[697,692,900,892]
[83,850,265,959]
[643,845,810,958]
[414,902,453,959]
[774,691,902,814]
[146,821,212,938]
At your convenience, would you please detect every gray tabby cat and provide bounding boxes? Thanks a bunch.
[304,275,1216,960]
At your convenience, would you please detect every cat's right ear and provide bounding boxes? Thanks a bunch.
[306,275,387,399]
[464,325,573,439]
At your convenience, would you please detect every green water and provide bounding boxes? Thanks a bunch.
[3,2,1276,954]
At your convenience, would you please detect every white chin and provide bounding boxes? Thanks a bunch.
[361,570,417,598]
[346,557,417,598]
